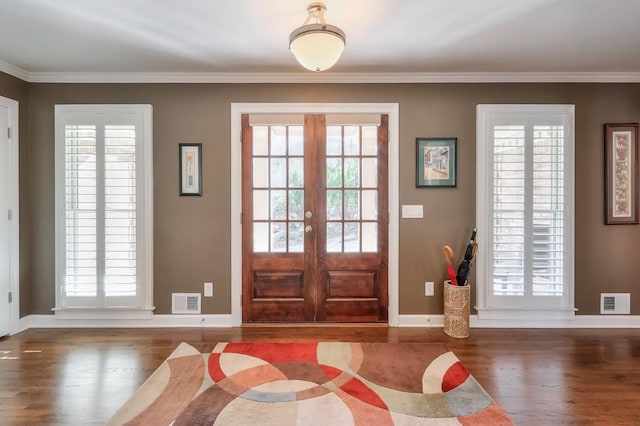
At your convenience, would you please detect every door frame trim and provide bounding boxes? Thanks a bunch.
[0,95,19,335]
[230,103,400,326]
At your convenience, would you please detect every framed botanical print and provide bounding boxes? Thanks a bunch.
[179,143,202,196]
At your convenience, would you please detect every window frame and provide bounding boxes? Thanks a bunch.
[54,104,154,319]
[476,104,575,320]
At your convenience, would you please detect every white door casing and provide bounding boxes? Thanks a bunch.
[0,95,19,336]
[230,103,400,326]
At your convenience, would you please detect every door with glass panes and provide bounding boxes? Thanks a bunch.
[242,114,388,322]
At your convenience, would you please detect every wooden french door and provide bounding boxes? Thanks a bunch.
[242,114,388,322]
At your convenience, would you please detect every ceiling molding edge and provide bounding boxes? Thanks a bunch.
[0,59,30,82]
[13,71,640,84]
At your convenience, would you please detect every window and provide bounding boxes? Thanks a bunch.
[476,105,574,319]
[55,105,153,317]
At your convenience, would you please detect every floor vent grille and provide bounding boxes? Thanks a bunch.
[172,293,201,314]
[600,293,630,315]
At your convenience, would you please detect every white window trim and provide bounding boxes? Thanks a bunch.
[476,104,576,321]
[54,104,154,319]
[230,103,400,326]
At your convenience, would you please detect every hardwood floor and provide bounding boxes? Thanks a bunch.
[1,327,639,425]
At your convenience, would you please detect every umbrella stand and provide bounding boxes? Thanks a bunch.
[443,280,470,338]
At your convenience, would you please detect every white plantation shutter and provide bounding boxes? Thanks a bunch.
[104,125,137,299]
[531,125,565,297]
[477,105,574,317]
[55,105,153,314]
[64,125,98,299]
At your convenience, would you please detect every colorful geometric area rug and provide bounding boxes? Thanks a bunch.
[107,342,513,425]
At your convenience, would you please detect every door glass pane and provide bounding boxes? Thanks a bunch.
[252,121,305,254]
[344,223,360,252]
[270,158,286,188]
[326,158,342,188]
[344,126,360,155]
[327,190,342,220]
[289,222,303,253]
[270,126,287,155]
[270,190,286,220]
[326,126,342,155]
[344,158,360,187]
[253,222,268,252]
[289,126,304,155]
[253,158,268,188]
[253,126,268,156]
[362,190,377,220]
[289,158,303,187]
[362,126,377,155]
[253,190,269,220]
[288,190,303,220]
[327,223,342,252]
[344,190,360,220]
[324,122,381,256]
[362,222,377,252]
[362,158,377,188]
[270,222,287,252]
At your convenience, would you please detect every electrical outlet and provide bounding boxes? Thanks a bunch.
[425,281,434,296]
[204,282,213,297]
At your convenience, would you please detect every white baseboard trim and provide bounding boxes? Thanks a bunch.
[14,313,640,334]
[398,314,640,328]
[18,314,235,332]
[398,315,444,327]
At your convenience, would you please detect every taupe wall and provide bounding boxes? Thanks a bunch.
[6,78,640,316]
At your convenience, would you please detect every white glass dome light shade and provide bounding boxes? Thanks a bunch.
[289,23,346,72]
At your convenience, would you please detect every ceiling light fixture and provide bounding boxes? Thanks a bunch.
[289,2,346,72]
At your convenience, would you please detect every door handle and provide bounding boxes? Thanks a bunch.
[305,211,313,219]
[305,225,313,233]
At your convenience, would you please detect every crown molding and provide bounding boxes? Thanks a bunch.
[0,59,30,82]
[7,69,640,84]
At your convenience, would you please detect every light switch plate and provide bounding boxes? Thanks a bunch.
[402,204,424,219]
[204,282,213,297]
[425,281,434,296]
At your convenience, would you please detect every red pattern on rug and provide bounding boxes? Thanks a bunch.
[442,361,471,392]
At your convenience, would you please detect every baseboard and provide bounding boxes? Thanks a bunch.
[18,313,235,332]
[15,313,640,334]
[398,314,640,328]
[397,315,444,327]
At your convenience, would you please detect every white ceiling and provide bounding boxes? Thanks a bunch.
[1,0,640,82]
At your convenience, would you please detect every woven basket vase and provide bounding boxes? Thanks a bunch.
[443,280,470,338]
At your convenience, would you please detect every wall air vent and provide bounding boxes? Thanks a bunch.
[600,293,630,315]
[172,293,201,314]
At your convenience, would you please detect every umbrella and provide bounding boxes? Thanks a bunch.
[442,245,459,286]
[456,228,477,286]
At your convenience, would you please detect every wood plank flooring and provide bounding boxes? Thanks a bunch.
[1,327,639,425]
